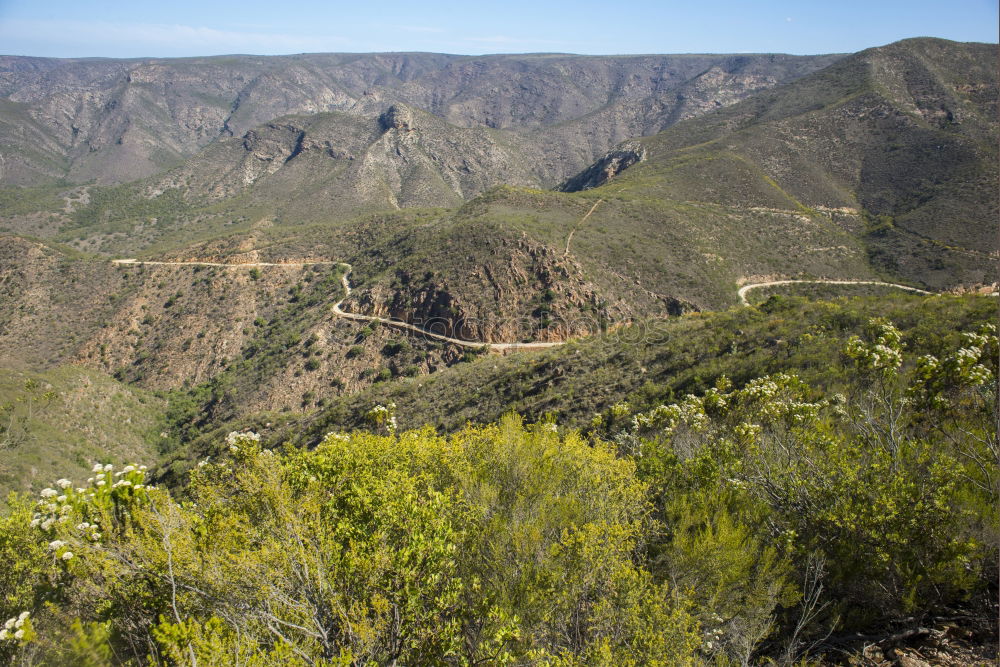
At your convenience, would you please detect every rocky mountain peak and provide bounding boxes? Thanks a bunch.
[379,105,416,132]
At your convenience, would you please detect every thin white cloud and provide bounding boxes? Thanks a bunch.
[456,35,582,52]
[463,35,521,44]
[0,17,589,57]
[395,25,445,34]
[0,18,347,55]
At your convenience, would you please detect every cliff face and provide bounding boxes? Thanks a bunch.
[346,239,607,344]
[0,51,843,186]
[559,142,647,192]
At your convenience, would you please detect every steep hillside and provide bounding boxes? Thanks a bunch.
[46,104,551,253]
[327,185,871,341]
[322,39,997,341]
[0,365,163,493]
[49,177,871,344]
[3,41,991,308]
[0,38,996,664]
[84,43,1000,317]
[0,52,842,186]
[0,236,479,419]
[200,291,997,457]
[1,39,992,352]
[568,38,998,290]
[0,38,995,472]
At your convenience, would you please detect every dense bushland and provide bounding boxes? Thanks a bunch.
[0,318,996,664]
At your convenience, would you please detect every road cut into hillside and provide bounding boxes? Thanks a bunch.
[113,259,565,351]
[114,260,958,348]
[737,279,932,305]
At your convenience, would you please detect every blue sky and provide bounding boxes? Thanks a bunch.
[0,0,996,58]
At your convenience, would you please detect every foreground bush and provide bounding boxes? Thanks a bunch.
[0,419,699,665]
[597,319,998,662]
[0,319,994,664]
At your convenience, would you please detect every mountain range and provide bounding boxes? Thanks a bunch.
[0,36,996,491]
[0,50,845,186]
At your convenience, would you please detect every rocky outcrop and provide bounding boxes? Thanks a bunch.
[379,105,416,132]
[237,124,306,185]
[344,234,630,344]
[152,107,544,218]
[558,142,647,192]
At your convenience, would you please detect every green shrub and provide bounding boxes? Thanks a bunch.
[382,340,410,356]
[621,319,998,638]
[0,422,700,664]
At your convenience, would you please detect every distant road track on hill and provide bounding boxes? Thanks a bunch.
[737,279,932,305]
[564,198,604,258]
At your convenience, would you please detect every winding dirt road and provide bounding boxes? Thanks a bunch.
[737,279,931,305]
[112,259,337,268]
[113,259,564,351]
[113,259,947,349]
[331,264,564,351]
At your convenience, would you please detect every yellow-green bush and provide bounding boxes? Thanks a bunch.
[1,419,699,665]
[1,319,994,664]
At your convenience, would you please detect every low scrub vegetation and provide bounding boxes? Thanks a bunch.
[1,317,995,664]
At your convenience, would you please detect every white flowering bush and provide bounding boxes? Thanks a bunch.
[843,318,904,375]
[224,429,260,453]
[623,373,823,458]
[0,463,151,662]
[0,611,34,645]
[0,417,707,664]
[31,462,151,543]
[909,324,997,409]
[364,402,398,433]
[583,317,998,662]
